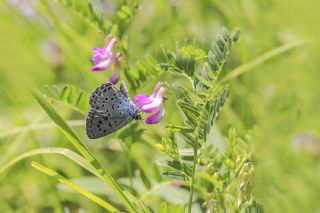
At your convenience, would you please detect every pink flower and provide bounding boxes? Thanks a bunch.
[134,82,165,124]
[91,34,118,72]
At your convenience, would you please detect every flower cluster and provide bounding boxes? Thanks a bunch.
[134,82,165,124]
[90,35,165,124]
[91,34,122,84]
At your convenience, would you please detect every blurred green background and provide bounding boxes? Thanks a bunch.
[0,0,320,212]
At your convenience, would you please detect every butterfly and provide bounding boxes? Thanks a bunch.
[86,81,141,139]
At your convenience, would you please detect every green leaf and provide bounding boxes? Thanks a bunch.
[195,62,215,90]
[50,0,109,33]
[115,0,141,37]
[31,162,119,212]
[157,202,168,213]
[43,84,90,115]
[208,50,219,72]
[179,149,195,161]
[165,125,194,133]
[177,100,200,116]
[0,147,96,175]
[117,10,129,20]
[57,176,113,195]
[194,73,213,88]
[175,49,196,77]
[232,28,241,43]
[126,56,163,90]
[179,87,204,104]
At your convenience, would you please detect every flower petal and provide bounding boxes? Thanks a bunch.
[92,47,112,65]
[141,98,162,113]
[134,94,149,101]
[145,106,164,124]
[134,94,152,107]
[93,47,107,55]
[105,37,117,53]
[91,57,115,71]
[149,82,164,100]
[141,87,165,112]
[92,54,105,65]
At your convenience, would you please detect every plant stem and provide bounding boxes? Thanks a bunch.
[187,83,224,212]
[221,39,306,83]
[120,141,134,189]
[188,134,199,213]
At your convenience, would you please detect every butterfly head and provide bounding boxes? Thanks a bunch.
[133,113,142,120]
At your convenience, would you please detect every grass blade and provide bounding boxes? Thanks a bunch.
[221,39,306,83]
[31,161,119,212]
[0,120,84,140]
[0,147,97,176]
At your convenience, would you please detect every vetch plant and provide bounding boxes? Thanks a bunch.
[0,1,265,212]
[158,28,261,212]
[1,0,316,212]
[0,27,262,212]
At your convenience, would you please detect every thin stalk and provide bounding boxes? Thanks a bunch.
[187,134,199,213]
[120,141,134,189]
[31,162,120,212]
[221,39,306,83]
[187,85,222,213]
[187,48,229,212]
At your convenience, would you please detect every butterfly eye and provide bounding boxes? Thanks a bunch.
[135,114,141,120]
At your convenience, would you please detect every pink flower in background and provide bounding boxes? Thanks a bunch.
[6,0,36,18]
[91,34,118,72]
[134,82,165,124]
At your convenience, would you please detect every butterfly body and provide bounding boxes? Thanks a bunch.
[86,82,140,139]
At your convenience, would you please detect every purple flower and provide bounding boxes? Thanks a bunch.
[134,82,165,124]
[91,34,118,72]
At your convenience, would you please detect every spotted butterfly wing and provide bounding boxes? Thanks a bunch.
[86,82,139,139]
